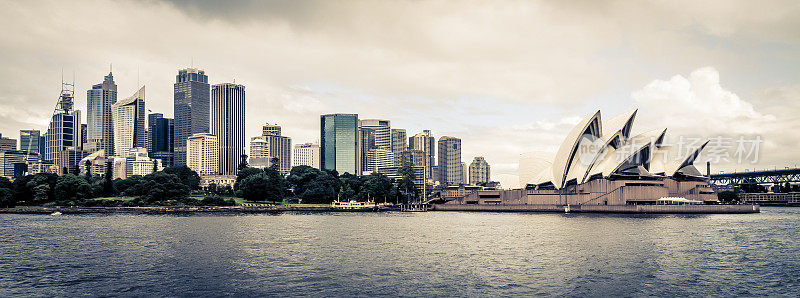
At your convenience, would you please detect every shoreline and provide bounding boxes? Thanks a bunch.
[0,203,762,214]
[0,206,332,214]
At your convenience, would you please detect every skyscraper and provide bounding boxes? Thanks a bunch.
[112,86,146,156]
[360,119,393,172]
[391,128,406,166]
[411,130,435,179]
[173,68,210,166]
[44,84,82,171]
[262,124,281,136]
[86,72,117,156]
[320,114,360,175]
[211,83,245,175]
[187,133,218,176]
[293,143,320,169]
[19,130,40,154]
[148,113,174,167]
[360,127,375,173]
[249,123,291,175]
[437,136,462,186]
[0,134,16,152]
[469,156,490,185]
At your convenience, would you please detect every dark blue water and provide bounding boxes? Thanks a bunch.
[1,208,799,297]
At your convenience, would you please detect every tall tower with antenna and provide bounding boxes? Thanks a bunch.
[43,80,82,172]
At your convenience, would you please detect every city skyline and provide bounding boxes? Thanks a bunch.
[1,1,799,188]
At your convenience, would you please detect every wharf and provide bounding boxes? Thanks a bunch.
[431,204,760,214]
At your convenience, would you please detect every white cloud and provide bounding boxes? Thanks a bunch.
[633,67,776,135]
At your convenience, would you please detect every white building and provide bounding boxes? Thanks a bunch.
[111,86,146,158]
[293,142,319,169]
[469,156,490,185]
[249,124,291,175]
[125,147,162,178]
[79,149,107,177]
[360,119,394,171]
[187,133,219,176]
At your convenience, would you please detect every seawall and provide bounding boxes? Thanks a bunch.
[0,206,332,214]
[432,204,760,214]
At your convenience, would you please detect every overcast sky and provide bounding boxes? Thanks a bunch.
[1,0,799,187]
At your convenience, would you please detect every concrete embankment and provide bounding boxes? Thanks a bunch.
[0,206,332,214]
[432,204,760,214]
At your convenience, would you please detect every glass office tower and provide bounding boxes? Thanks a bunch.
[173,68,209,166]
[320,114,360,176]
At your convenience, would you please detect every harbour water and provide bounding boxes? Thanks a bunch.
[1,208,798,296]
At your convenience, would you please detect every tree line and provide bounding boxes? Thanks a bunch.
[0,157,418,207]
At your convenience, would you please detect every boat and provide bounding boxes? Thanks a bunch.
[330,200,379,211]
[50,211,62,216]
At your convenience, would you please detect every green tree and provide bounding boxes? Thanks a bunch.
[269,157,280,172]
[359,173,394,202]
[238,154,249,172]
[103,161,115,196]
[0,177,14,207]
[287,166,321,196]
[0,188,13,208]
[234,167,264,192]
[24,173,59,204]
[0,176,11,190]
[114,175,144,196]
[54,174,93,205]
[138,171,191,204]
[297,170,340,204]
[236,168,288,202]
[163,166,201,190]
[84,160,92,181]
[397,163,417,203]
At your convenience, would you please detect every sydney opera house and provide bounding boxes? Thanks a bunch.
[445,109,719,207]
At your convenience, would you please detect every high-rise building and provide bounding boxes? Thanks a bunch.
[360,119,391,150]
[173,68,210,166]
[400,149,425,167]
[461,162,468,185]
[211,83,245,175]
[320,114,360,175]
[249,136,270,169]
[80,124,87,150]
[187,133,218,176]
[360,119,394,172]
[469,156,490,185]
[38,136,45,157]
[437,136,462,186]
[148,113,174,167]
[44,84,82,172]
[249,124,291,175]
[293,143,320,169]
[391,128,406,166]
[262,124,281,136]
[360,127,375,173]
[0,150,39,178]
[410,130,435,179]
[86,72,117,156]
[19,130,40,154]
[0,134,17,152]
[112,86,146,157]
